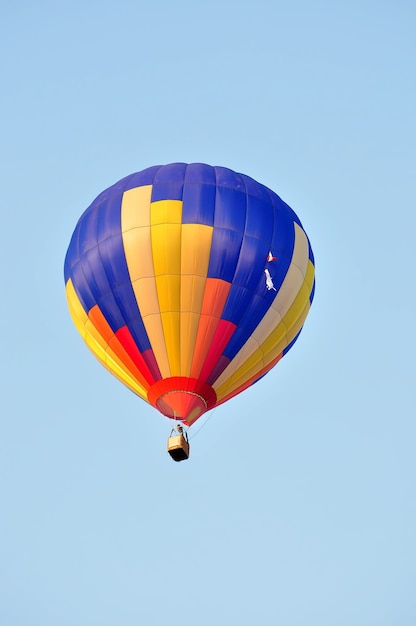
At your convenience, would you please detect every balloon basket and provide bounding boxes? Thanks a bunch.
[167,433,190,462]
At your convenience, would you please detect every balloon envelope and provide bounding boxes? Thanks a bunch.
[64,163,315,425]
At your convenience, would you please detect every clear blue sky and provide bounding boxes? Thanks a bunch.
[1,1,415,624]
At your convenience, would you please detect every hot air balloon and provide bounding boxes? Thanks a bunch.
[64,163,315,460]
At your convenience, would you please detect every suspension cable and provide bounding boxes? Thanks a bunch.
[188,407,217,440]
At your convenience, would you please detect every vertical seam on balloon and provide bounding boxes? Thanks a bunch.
[74,218,91,327]
[201,224,214,373]
[120,186,164,381]
[179,182,184,382]
[202,170,248,381]
[229,173,253,365]
[75,209,107,334]
[74,201,128,339]
[221,177,275,370]
[226,180,274,355]
[150,200,171,377]
[238,176,265,370]
[264,185,277,372]
[175,211,183,378]
[205,176,269,383]
[96,204,132,348]
[180,165,187,381]
[151,199,183,377]
[123,187,169,379]
[188,169,218,378]
[72,220,87,332]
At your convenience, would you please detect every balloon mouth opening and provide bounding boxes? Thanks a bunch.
[148,377,217,426]
[157,390,207,425]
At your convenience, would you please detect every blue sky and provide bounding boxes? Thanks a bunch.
[1,1,415,624]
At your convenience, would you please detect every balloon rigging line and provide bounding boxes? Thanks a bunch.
[188,407,217,440]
